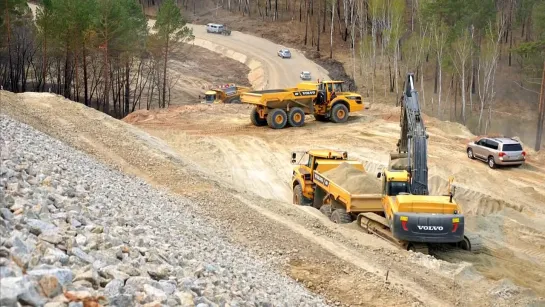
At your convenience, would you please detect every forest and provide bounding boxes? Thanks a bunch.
[1,0,544,148]
[0,0,193,118]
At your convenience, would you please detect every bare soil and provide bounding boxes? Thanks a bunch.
[163,44,251,105]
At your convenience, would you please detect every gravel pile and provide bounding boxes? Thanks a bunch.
[0,115,327,307]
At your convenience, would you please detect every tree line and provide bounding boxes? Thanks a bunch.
[0,0,193,118]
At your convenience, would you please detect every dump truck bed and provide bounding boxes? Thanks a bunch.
[312,170,383,214]
[240,84,318,110]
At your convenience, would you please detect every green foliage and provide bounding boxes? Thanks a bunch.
[154,0,193,44]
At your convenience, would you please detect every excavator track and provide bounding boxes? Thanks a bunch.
[458,232,484,253]
[357,213,429,254]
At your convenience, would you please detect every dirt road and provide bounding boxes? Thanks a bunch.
[146,19,330,89]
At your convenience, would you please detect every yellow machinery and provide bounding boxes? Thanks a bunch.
[201,83,251,104]
[291,149,481,254]
[290,73,482,254]
[241,80,363,129]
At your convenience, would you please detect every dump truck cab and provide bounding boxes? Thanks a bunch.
[202,90,218,104]
[201,84,251,104]
[291,150,362,201]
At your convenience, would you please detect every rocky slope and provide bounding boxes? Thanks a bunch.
[0,114,327,307]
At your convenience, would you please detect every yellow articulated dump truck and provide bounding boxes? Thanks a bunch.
[241,80,363,129]
[290,149,482,254]
[201,83,251,104]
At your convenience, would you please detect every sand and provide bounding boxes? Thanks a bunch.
[322,162,382,194]
[390,157,409,170]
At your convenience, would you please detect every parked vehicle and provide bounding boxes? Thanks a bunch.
[206,23,225,34]
[466,137,526,168]
[278,49,291,58]
[300,71,311,80]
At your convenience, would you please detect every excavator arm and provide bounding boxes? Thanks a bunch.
[396,73,429,195]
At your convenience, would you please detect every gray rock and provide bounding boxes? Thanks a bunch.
[0,276,47,307]
[0,264,23,278]
[70,247,94,264]
[68,302,83,307]
[40,233,63,244]
[10,236,31,268]
[0,276,22,306]
[143,284,167,303]
[27,218,57,236]
[104,279,124,298]
[0,208,14,221]
[175,291,195,307]
[148,264,171,281]
[98,266,130,281]
[124,276,152,295]
[27,266,73,286]
[109,294,134,307]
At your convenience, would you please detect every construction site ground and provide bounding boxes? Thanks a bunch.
[2,91,545,307]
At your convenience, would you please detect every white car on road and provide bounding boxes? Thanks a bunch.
[278,49,291,58]
[300,71,311,80]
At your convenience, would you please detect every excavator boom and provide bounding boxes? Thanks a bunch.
[397,73,429,195]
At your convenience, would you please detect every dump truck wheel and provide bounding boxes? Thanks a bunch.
[293,185,311,206]
[267,109,288,129]
[313,114,328,122]
[330,104,349,123]
[319,205,332,219]
[250,107,267,126]
[331,208,352,224]
[288,107,305,127]
[230,98,241,104]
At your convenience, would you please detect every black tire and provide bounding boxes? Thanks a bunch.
[467,148,475,160]
[487,156,497,169]
[313,114,328,122]
[319,204,332,219]
[250,107,267,126]
[230,98,241,104]
[313,188,325,209]
[293,185,311,206]
[330,208,352,224]
[266,108,288,129]
[288,107,305,127]
[330,103,349,123]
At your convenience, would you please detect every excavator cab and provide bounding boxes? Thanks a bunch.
[377,170,411,196]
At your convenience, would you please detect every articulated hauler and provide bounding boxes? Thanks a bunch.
[240,80,364,129]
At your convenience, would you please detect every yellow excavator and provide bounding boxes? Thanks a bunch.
[291,73,482,254]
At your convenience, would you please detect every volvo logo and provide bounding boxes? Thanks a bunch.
[417,225,444,231]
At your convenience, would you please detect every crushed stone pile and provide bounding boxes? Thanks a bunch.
[0,115,326,307]
[322,162,381,194]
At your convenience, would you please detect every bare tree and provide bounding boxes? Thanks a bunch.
[477,21,504,133]
[451,28,472,124]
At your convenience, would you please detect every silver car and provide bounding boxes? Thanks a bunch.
[278,49,291,58]
[466,137,526,168]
